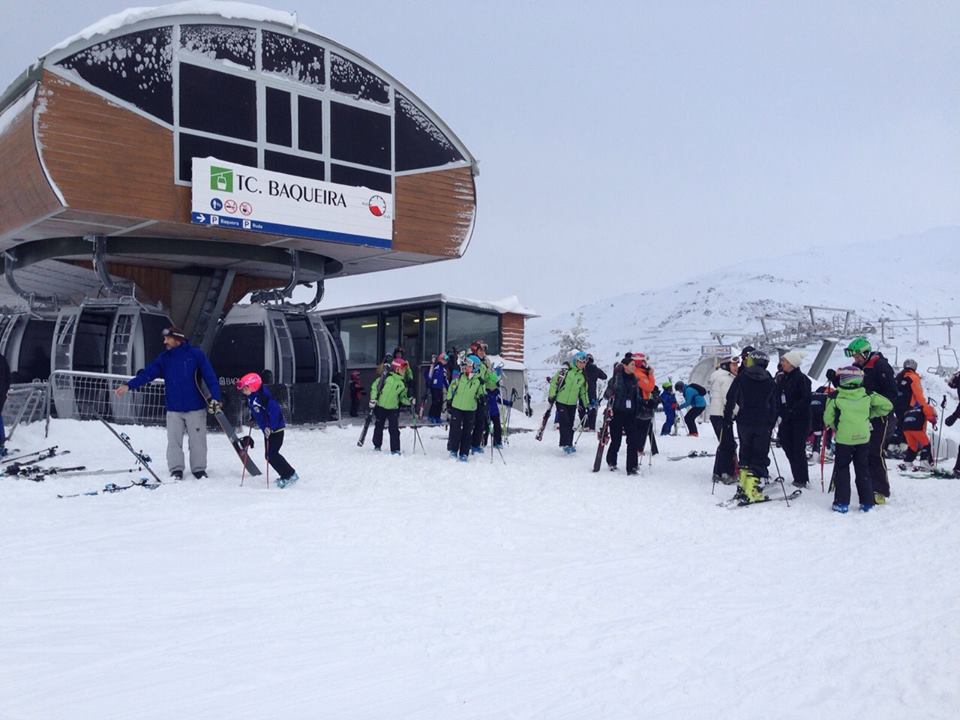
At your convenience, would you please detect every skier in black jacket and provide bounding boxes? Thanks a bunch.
[604,355,640,474]
[776,350,812,488]
[724,348,777,503]
[0,352,9,456]
[846,337,897,501]
[581,354,608,430]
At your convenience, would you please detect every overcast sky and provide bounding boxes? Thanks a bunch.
[2,1,958,315]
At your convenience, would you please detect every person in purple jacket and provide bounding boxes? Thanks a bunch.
[114,326,221,480]
[424,353,449,424]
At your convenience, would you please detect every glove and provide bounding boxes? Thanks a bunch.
[207,399,222,415]
[239,436,255,450]
[932,420,938,430]
[946,412,959,427]
[263,428,271,439]
[369,400,377,409]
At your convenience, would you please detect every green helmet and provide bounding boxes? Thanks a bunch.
[844,336,871,358]
[662,381,672,389]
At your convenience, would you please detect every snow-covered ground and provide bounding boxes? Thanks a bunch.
[2,409,959,719]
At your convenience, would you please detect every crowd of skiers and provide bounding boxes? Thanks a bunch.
[356,342,513,461]
[577,335,955,512]
[355,333,960,513]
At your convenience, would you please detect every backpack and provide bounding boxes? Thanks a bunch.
[901,407,925,431]
[893,373,913,418]
[689,382,707,397]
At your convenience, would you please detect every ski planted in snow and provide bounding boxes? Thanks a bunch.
[592,400,614,472]
[535,368,568,442]
[358,360,391,447]
[195,374,261,476]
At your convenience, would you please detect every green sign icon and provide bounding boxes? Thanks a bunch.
[210,166,233,193]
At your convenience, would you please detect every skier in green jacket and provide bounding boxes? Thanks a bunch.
[549,350,592,454]
[823,365,893,513]
[446,354,488,461]
[370,358,413,454]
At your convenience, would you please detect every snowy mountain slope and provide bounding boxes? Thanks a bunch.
[527,226,960,391]
[2,417,960,719]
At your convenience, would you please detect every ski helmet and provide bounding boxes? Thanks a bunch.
[571,351,588,364]
[836,365,864,387]
[747,349,770,368]
[739,346,755,360]
[675,381,686,392]
[390,358,408,374]
[662,381,672,389]
[470,340,488,354]
[844,336,872,358]
[465,354,482,372]
[903,358,918,371]
[236,372,262,392]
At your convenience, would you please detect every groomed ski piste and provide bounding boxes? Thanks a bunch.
[2,407,959,719]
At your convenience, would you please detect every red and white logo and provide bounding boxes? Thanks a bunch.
[367,195,387,217]
[224,199,238,214]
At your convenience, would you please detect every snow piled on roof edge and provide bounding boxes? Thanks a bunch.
[45,1,310,58]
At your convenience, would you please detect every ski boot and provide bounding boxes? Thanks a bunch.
[391,450,402,456]
[458,454,469,463]
[470,446,483,455]
[562,446,576,455]
[792,479,809,489]
[873,492,887,505]
[737,469,767,504]
[832,502,849,514]
[276,472,299,489]
[449,450,458,459]
[859,503,873,512]
[170,470,183,480]
[493,443,503,450]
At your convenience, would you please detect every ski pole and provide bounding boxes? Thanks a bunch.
[769,446,792,506]
[240,425,253,487]
[935,395,947,467]
[264,433,270,489]
[819,430,828,493]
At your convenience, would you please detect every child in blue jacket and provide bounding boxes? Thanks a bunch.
[675,381,707,437]
[237,372,298,488]
[660,381,679,435]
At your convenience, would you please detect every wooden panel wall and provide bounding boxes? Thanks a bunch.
[501,313,525,363]
[394,166,476,257]
[0,90,62,239]
[36,72,181,221]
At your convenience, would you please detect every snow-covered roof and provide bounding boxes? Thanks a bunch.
[46,2,309,58]
[318,294,539,318]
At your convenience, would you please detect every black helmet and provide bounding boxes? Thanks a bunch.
[747,349,769,368]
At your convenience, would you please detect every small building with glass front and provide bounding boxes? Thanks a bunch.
[319,295,537,405]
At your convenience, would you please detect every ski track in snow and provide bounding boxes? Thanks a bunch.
[1,416,959,719]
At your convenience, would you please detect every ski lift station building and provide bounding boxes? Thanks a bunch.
[0,3,481,420]
[0,2,477,345]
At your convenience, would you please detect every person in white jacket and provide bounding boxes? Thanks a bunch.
[707,357,738,440]
[709,355,740,484]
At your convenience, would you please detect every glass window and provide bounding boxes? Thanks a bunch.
[395,92,464,171]
[339,315,380,364]
[298,95,323,153]
[179,63,256,140]
[16,319,55,381]
[73,311,112,373]
[331,102,390,169]
[422,306,440,359]
[57,28,173,123]
[286,316,318,383]
[210,324,265,380]
[265,151,325,182]
[446,308,499,355]
[266,87,292,146]
[384,313,401,356]
[401,311,420,365]
[262,30,325,89]
[330,164,391,193]
[180,24,255,68]
[139,314,170,368]
[178,133,257,181]
[331,53,389,104]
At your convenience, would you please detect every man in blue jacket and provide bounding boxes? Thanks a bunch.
[114,326,221,480]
